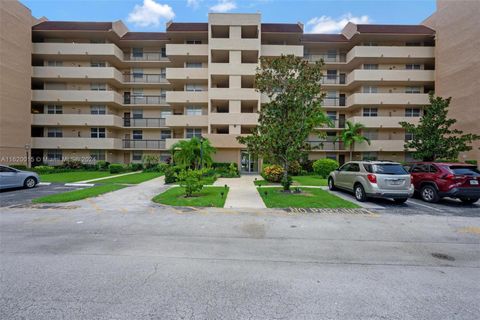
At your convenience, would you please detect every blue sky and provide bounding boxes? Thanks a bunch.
[21,0,436,33]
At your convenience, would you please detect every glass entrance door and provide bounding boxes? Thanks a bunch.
[240,151,258,173]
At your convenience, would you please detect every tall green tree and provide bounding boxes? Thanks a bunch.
[400,94,480,161]
[237,55,330,190]
[337,121,371,161]
[171,137,216,169]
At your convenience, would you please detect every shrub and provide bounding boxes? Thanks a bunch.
[281,174,293,191]
[287,160,302,175]
[33,165,55,174]
[213,162,239,178]
[109,163,125,174]
[465,160,478,166]
[312,158,339,178]
[164,165,186,184]
[262,164,284,183]
[156,162,169,173]
[128,162,143,171]
[95,160,109,171]
[62,159,83,169]
[300,159,314,173]
[142,154,159,170]
[178,169,204,197]
[8,164,27,170]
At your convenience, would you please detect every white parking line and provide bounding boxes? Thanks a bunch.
[407,199,443,212]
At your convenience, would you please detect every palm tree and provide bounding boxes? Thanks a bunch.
[171,137,216,169]
[337,121,371,161]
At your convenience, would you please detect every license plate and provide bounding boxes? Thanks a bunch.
[470,180,479,185]
[389,180,403,185]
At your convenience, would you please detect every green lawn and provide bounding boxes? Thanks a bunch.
[39,171,112,183]
[32,184,125,203]
[257,187,359,208]
[152,186,229,207]
[254,179,275,186]
[292,175,328,186]
[95,172,163,184]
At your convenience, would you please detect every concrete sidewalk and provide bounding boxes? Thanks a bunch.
[214,175,266,209]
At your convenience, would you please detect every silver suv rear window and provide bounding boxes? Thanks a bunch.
[363,164,408,175]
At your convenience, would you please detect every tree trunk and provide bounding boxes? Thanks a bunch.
[282,161,290,191]
[349,144,354,161]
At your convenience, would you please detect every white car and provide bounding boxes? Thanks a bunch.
[0,165,40,189]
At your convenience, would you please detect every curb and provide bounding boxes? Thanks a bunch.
[64,183,95,187]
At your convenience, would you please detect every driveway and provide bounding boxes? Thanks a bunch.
[0,184,84,208]
[1,204,479,319]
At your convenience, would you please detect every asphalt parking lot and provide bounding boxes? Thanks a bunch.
[0,184,83,207]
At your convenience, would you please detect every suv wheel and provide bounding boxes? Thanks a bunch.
[459,197,479,204]
[420,185,439,203]
[354,184,367,202]
[24,177,37,189]
[328,177,336,191]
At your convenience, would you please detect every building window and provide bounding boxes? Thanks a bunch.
[47,127,62,137]
[327,111,337,121]
[326,153,337,161]
[160,89,166,98]
[405,132,414,141]
[405,108,421,117]
[186,106,202,116]
[405,86,421,94]
[326,70,337,80]
[47,149,62,161]
[132,151,143,161]
[132,68,144,79]
[90,105,106,115]
[132,130,143,140]
[186,62,202,68]
[363,129,378,140]
[364,64,379,70]
[186,84,203,92]
[406,64,421,70]
[91,128,106,138]
[46,104,63,114]
[161,130,172,140]
[161,47,167,58]
[46,61,63,66]
[90,150,106,161]
[363,86,378,93]
[132,48,143,58]
[160,110,172,118]
[160,154,170,162]
[91,61,106,67]
[91,83,106,91]
[186,40,202,44]
[363,107,378,117]
[132,109,143,119]
[186,128,202,138]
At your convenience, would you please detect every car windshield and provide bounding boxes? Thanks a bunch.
[368,164,408,175]
[448,166,480,176]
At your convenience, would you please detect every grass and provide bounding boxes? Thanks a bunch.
[39,171,113,183]
[257,187,359,208]
[32,184,126,203]
[152,186,229,207]
[95,172,163,184]
[254,175,327,187]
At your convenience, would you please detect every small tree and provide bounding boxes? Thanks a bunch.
[178,169,203,197]
[171,137,216,169]
[337,121,371,161]
[400,94,480,161]
[237,55,330,191]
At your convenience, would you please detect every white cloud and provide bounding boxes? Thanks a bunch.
[306,13,371,34]
[209,0,237,13]
[187,0,202,9]
[127,0,175,28]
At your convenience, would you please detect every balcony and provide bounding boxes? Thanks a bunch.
[32,114,122,127]
[32,66,123,82]
[209,88,259,100]
[123,73,168,84]
[261,45,303,57]
[123,52,168,62]
[210,39,259,51]
[165,115,208,127]
[165,138,186,149]
[32,90,123,105]
[165,44,208,56]
[124,95,167,105]
[323,97,346,107]
[346,46,435,63]
[208,63,257,75]
[347,93,430,106]
[202,134,246,148]
[354,140,405,152]
[348,116,420,128]
[209,113,259,125]
[346,70,434,85]
[166,91,208,104]
[320,74,346,85]
[32,43,124,61]
[166,68,208,80]
[123,118,166,128]
[307,141,345,151]
[122,139,166,149]
[32,137,121,149]
[304,53,347,63]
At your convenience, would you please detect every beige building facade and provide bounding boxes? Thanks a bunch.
[0,0,478,171]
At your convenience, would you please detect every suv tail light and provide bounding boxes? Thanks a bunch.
[367,174,377,183]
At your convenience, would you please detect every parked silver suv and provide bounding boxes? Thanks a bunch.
[328,161,414,203]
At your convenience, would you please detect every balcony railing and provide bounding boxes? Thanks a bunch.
[321,118,346,129]
[123,118,166,127]
[320,74,346,85]
[304,53,347,63]
[124,95,166,105]
[123,73,167,83]
[307,140,345,150]
[323,97,346,107]
[122,139,166,149]
[123,52,169,61]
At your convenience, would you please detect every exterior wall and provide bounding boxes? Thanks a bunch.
[423,0,480,162]
[0,0,32,166]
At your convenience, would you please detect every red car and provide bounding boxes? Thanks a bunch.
[406,162,480,204]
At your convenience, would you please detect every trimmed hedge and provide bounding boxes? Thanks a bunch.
[312,158,339,178]
[109,164,125,174]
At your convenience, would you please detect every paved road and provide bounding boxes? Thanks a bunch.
[1,203,479,319]
[0,184,83,207]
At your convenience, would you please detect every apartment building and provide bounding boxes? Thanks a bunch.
[4,0,475,172]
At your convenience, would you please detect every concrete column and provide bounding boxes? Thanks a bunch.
[229,100,241,113]
[230,26,241,39]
